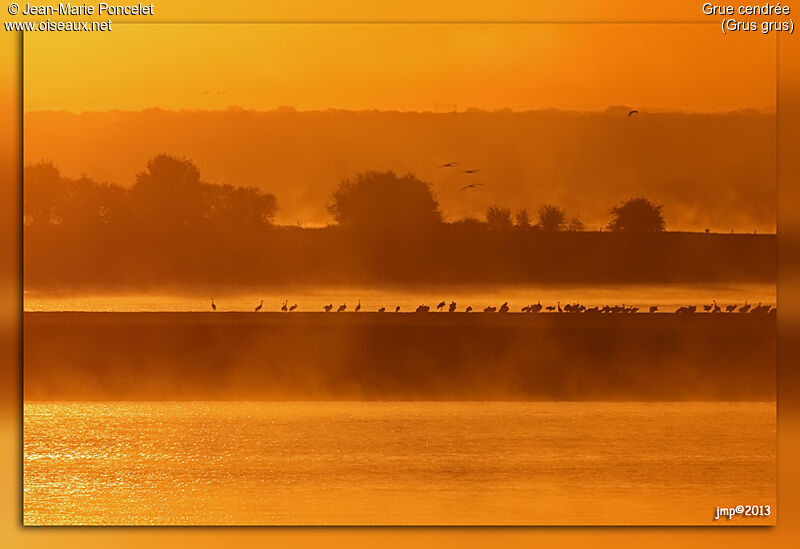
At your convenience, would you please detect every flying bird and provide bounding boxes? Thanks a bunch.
[463,169,481,174]
[438,162,458,168]
[461,183,483,190]
[628,110,639,116]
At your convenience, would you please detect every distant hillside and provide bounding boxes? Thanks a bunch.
[24,108,775,232]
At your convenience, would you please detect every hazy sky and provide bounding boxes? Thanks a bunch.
[24,23,775,112]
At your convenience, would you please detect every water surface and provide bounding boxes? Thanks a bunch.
[24,401,775,525]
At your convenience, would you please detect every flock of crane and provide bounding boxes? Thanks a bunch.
[211,298,775,315]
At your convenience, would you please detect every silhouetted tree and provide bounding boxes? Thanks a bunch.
[451,216,485,228]
[538,205,566,231]
[204,182,278,227]
[567,217,585,232]
[24,162,127,230]
[515,209,531,228]
[328,171,441,231]
[24,162,65,226]
[486,205,513,230]
[608,198,665,232]
[129,154,206,229]
[129,154,277,231]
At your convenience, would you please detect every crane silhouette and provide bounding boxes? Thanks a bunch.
[463,168,480,174]
[438,162,458,168]
[211,298,216,311]
[254,300,263,312]
[377,307,386,313]
[725,304,737,313]
[461,183,483,190]
[289,303,298,312]
[465,306,473,312]
[281,300,288,312]
[436,300,446,311]
[324,304,333,312]
[395,305,401,313]
[649,306,658,313]
[448,301,457,312]
[355,300,361,313]
[337,303,347,312]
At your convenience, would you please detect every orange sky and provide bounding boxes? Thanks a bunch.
[24,23,775,113]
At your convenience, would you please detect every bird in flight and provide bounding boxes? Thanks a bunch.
[463,169,481,174]
[439,162,458,168]
[628,110,639,116]
[461,183,483,190]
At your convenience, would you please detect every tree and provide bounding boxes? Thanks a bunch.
[24,161,65,226]
[567,217,585,232]
[451,216,485,229]
[515,209,531,228]
[328,171,441,231]
[608,198,665,232]
[58,175,128,229]
[538,205,566,231]
[129,154,206,229]
[204,183,278,227]
[486,205,513,230]
[129,154,278,231]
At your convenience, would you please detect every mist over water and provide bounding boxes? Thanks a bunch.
[24,283,776,312]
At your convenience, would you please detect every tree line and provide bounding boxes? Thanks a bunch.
[25,153,667,235]
[24,155,775,288]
